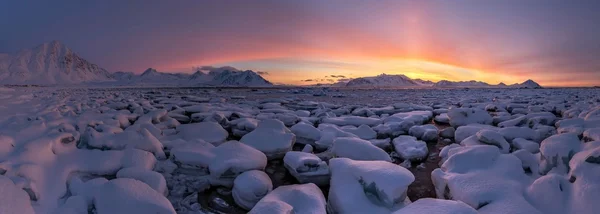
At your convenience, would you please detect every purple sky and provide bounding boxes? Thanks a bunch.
[1,0,599,86]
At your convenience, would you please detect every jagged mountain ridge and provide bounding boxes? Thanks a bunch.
[345,74,434,87]
[336,73,542,88]
[112,68,273,86]
[432,79,542,88]
[0,41,112,84]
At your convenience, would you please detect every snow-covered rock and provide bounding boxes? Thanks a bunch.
[341,124,377,140]
[432,145,542,214]
[283,151,330,186]
[454,124,498,143]
[373,121,415,138]
[249,183,326,214]
[408,124,439,142]
[385,111,433,125]
[476,130,511,153]
[0,175,35,214]
[392,136,429,162]
[77,178,176,214]
[328,158,414,213]
[233,170,273,210]
[583,128,600,142]
[332,137,391,161]
[314,125,359,150]
[322,116,382,127]
[393,198,477,214]
[173,122,228,145]
[116,167,168,196]
[290,123,321,145]
[209,141,268,187]
[513,138,540,153]
[447,108,493,127]
[82,127,166,159]
[539,133,582,175]
[240,119,296,159]
[229,118,259,138]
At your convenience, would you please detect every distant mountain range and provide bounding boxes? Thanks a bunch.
[432,79,541,88]
[0,41,541,88]
[345,74,435,87]
[110,68,272,86]
[0,41,273,86]
[316,74,542,89]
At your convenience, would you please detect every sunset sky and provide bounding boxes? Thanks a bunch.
[1,0,600,86]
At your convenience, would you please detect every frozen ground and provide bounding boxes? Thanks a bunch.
[0,86,599,213]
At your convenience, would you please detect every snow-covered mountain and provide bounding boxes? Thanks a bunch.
[433,79,542,88]
[208,69,272,86]
[330,73,542,88]
[0,41,112,85]
[345,74,430,87]
[510,79,542,89]
[112,67,273,87]
[433,80,494,88]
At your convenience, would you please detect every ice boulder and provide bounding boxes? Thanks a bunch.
[385,111,433,125]
[88,178,176,214]
[527,144,600,214]
[116,167,168,196]
[341,124,377,140]
[392,136,429,162]
[369,138,392,150]
[314,125,359,150]
[373,121,415,138]
[332,137,391,162]
[408,124,439,142]
[0,175,35,214]
[434,113,450,124]
[513,138,540,153]
[583,128,600,142]
[322,116,382,127]
[241,119,296,160]
[476,130,511,154]
[233,170,273,210]
[499,127,538,143]
[556,118,585,136]
[512,149,540,177]
[454,124,498,143]
[539,133,582,175]
[526,174,571,214]
[439,144,461,166]
[174,122,228,145]
[447,108,493,127]
[432,145,541,214]
[283,151,330,186]
[209,141,268,187]
[393,198,477,214]
[249,183,326,214]
[229,118,259,138]
[290,123,321,145]
[328,158,414,213]
[565,146,600,214]
[169,140,215,175]
[82,127,166,159]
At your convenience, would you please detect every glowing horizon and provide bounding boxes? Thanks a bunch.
[2,1,600,87]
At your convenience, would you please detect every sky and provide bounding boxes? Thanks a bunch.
[1,0,600,86]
